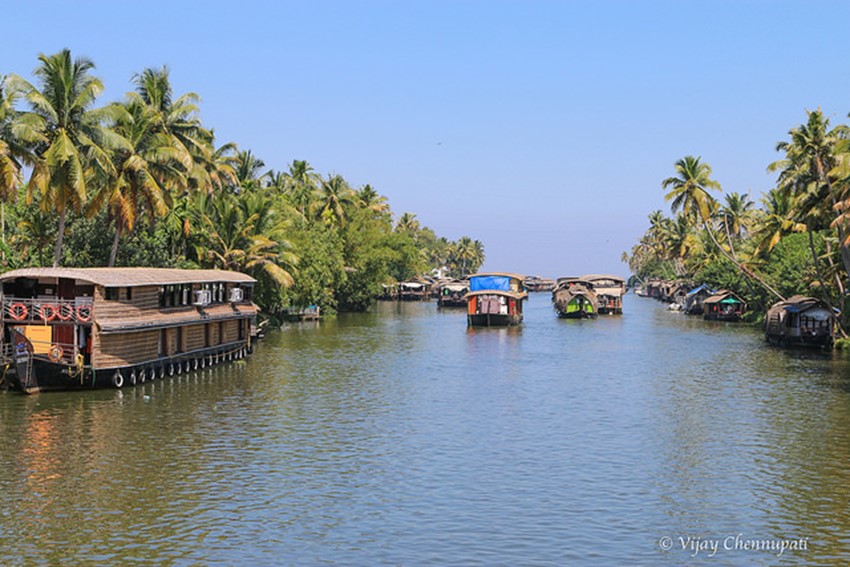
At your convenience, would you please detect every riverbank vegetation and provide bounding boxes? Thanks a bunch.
[626,109,850,328]
[0,49,484,318]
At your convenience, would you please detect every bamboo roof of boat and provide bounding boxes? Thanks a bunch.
[767,295,837,316]
[580,274,626,284]
[0,267,256,286]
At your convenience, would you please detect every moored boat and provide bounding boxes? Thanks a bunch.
[0,267,258,393]
[465,273,527,327]
[765,295,836,349]
[552,278,598,319]
[437,279,469,308]
[703,290,745,321]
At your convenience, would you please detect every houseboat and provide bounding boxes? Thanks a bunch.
[581,274,625,314]
[552,278,598,319]
[437,279,469,308]
[0,267,258,393]
[703,290,746,321]
[765,295,836,349]
[465,272,527,327]
[398,280,430,301]
[523,275,556,292]
[684,284,714,315]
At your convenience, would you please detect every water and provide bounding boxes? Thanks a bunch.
[1,294,850,565]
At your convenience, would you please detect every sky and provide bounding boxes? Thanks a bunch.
[3,1,850,278]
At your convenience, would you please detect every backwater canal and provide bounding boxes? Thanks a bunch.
[1,293,849,565]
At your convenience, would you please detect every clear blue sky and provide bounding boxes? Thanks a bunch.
[3,1,849,278]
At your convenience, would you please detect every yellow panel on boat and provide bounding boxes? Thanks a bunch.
[22,325,52,354]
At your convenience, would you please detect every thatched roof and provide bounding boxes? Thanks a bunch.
[768,295,835,316]
[0,267,256,287]
[580,274,625,284]
[703,290,745,305]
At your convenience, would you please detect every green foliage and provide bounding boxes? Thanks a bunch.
[0,51,486,317]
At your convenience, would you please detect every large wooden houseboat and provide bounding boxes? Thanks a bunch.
[465,272,527,327]
[552,278,598,319]
[0,267,258,393]
[581,274,625,314]
[684,284,714,315]
[765,295,836,349]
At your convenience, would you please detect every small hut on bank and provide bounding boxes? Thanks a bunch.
[703,290,746,321]
[684,284,714,315]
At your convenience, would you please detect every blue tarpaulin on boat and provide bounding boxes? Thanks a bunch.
[470,276,511,291]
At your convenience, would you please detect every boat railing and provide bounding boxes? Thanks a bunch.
[1,296,94,324]
[26,340,83,366]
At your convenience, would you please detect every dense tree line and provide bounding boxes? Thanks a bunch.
[0,49,485,318]
[626,109,850,330]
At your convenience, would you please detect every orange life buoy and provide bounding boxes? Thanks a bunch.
[48,345,63,362]
[39,304,58,321]
[76,304,92,322]
[9,303,28,320]
[57,303,74,321]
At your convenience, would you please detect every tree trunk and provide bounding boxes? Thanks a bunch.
[703,221,785,301]
[52,209,66,268]
[108,224,122,267]
[807,230,847,338]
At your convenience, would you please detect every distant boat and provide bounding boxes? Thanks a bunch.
[465,273,527,327]
[581,274,625,314]
[552,278,598,319]
[523,275,556,292]
[437,279,469,308]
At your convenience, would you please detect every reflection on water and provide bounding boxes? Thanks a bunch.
[1,295,850,564]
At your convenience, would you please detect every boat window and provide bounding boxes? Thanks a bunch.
[126,287,132,301]
[105,287,119,301]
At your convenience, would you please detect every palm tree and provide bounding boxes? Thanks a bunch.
[770,110,850,274]
[314,174,354,227]
[395,212,420,233]
[663,155,783,300]
[89,99,188,265]
[231,149,267,193]
[9,49,128,266]
[753,188,805,256]
[196,192,296,288]
[283,159,319,216]
[356,184,389,215]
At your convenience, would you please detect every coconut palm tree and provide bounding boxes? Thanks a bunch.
[663,155,783,300]
[395,212,420,233]
[231,149,268,193]
[196,192,295,288]
[356,184,389,216]
[8,49,128,266]
[89,99,189,265]
[314,174,354,227]
[283,159,319,216]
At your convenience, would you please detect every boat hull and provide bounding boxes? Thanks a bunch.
[467,313,522,327]
[6,342,250,393]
